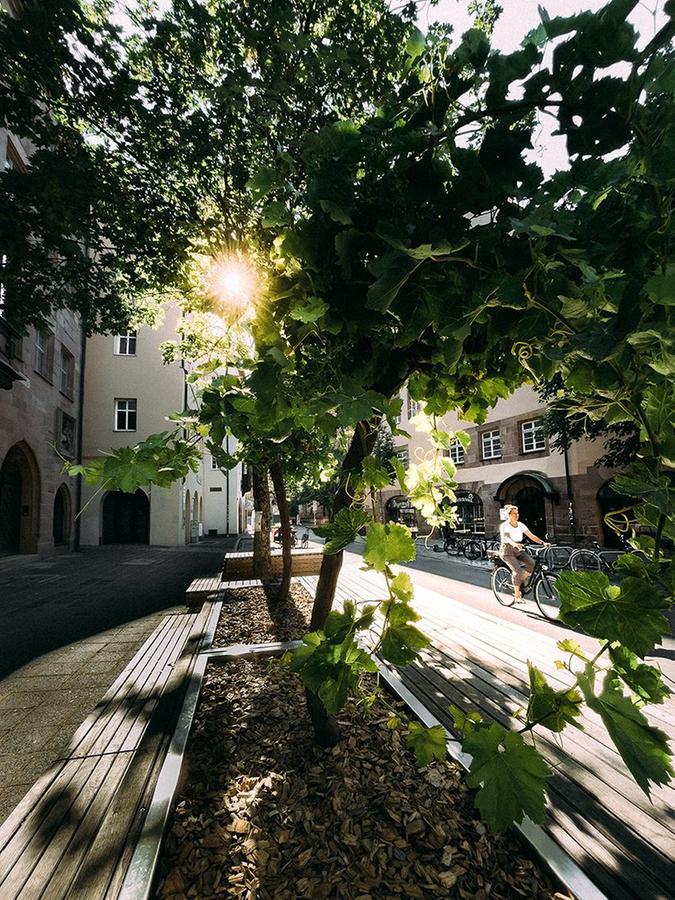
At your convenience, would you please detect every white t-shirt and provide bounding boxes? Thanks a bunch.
[500,520,527,546]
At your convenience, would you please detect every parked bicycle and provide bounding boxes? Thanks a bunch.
[490,547,562,620]
[569,540,626,574]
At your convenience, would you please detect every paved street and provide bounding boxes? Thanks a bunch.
[0,539,232,824]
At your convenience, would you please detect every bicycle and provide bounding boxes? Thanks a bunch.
[300,530,310,549]
[569,540,625,574]
[489,547,562,620]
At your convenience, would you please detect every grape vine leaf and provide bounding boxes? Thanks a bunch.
[578,671,674,796]
[463,724,552,832]
[315,507,371,554]
[406,722,447,766]
[527,662,584,733]
[557,571,670,658]
[363,522,416,572]
[608,646,671,706]
[380,621,429,666]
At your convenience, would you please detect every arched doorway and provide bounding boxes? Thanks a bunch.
[597,481,631,549]
[0,441,40,555]
[53,484,72,547]
[184,490,191,544]
[101,490,149,544]
[495,471,558,539]
[453,491,485,533]
[385,495,418,531]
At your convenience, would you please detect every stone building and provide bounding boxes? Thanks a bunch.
[381,385,626,547]
[79,305,241,547]
[0,128,84,556]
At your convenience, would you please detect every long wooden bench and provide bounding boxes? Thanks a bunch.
[222,548,323,580]
[0,602,220,900]
[184,573,223,610]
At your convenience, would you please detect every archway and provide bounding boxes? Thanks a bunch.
[184,490,191,544]
[0,441,40,555]
[495,471,558,539]
[453,491,484,533]
[101,490,149,544]
[53,484,72,547]
[385,495,418,531]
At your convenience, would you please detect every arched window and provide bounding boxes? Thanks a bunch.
[0,441,41,554]
[53,484,72,546]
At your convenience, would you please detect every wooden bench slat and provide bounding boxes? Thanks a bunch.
[0,605,216,900]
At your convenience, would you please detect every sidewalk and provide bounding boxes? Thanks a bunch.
[0,539,233,825]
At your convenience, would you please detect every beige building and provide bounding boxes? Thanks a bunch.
[0,126,84,556]
[381,385,624,547]
[79,305,241,547]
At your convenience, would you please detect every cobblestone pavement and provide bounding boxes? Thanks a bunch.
[0,538,233,825]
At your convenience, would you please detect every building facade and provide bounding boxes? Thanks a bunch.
[79,305,241,547]
[381,385,625,547]
[0,127,85,557]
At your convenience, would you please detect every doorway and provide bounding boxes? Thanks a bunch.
[101,490,149,544]
[53,484,72,546]
[0,442,40,555]
[515,485,546,538]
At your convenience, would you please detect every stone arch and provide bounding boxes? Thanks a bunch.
[53,483,72,547]
[0,441,41,555]
[495,471,559,539]
[184,490,191,544]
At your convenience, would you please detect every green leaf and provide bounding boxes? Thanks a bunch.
[464,724,551,831]
[557,571,670,658]
[406,722,446,767]
[608,646,671,705]
[318,668,351,714]
[288,295,329,323]
[315,507,371,554]
[246,165,278,200]
[363,522,416,572]
[319,198,352,224]
[390,456,408,493]
[324,600,356,642]
[405,26,426,59]
[380,622,429,666]
[645,266,675,306]
[379,235,470,260]
[361,455,392,490]
[527,662,583,733]
[389,572,414,603]
[366,252,421,313]
[578,671,674,796]
[261,201,291,227]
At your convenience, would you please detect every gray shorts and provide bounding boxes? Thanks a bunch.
[500,546,535,586]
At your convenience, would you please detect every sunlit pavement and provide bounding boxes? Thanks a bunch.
[304,531,675,683]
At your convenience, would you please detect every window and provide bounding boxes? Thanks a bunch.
[407,395,421,419]
[394,446,409,468]
[114,331,137,355]
[35,329,54,379]
[0,253,7,314]
[448,440,465,465]
[59,345,75,397]
[481,430,501,460]
[4,137,25,173]
[522,419,546,453]
[114,398,137,431]
[211,456,219,470]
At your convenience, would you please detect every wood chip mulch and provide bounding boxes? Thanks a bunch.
[212,583,315,646]
[155,657,569,900]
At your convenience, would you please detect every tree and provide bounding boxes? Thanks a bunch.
[13,0,675,830]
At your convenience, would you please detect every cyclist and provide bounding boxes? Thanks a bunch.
[499,504,548,602]
[300,529,310,548]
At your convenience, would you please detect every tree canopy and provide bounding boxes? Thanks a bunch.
[3,0,674,833]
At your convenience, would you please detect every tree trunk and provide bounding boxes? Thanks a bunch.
[269,458,291,603]
[252,465,273,580]
[306,420,379,747]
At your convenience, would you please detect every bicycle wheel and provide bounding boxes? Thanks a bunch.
[446,539,461,556]
[570,549,600,571]
[492,566,515,606]
[535,573,562,620]
[463,539,482,561]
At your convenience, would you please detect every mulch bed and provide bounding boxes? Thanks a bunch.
[155,656,568,899]
[212,583,315,646]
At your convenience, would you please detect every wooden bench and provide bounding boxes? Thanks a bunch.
[222,548,323,580]
[185,573,222,610]
[0,602,220,900]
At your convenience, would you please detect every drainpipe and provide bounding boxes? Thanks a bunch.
[225,433,230,536]
[562,432,578,547]
[73,325,86,552]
